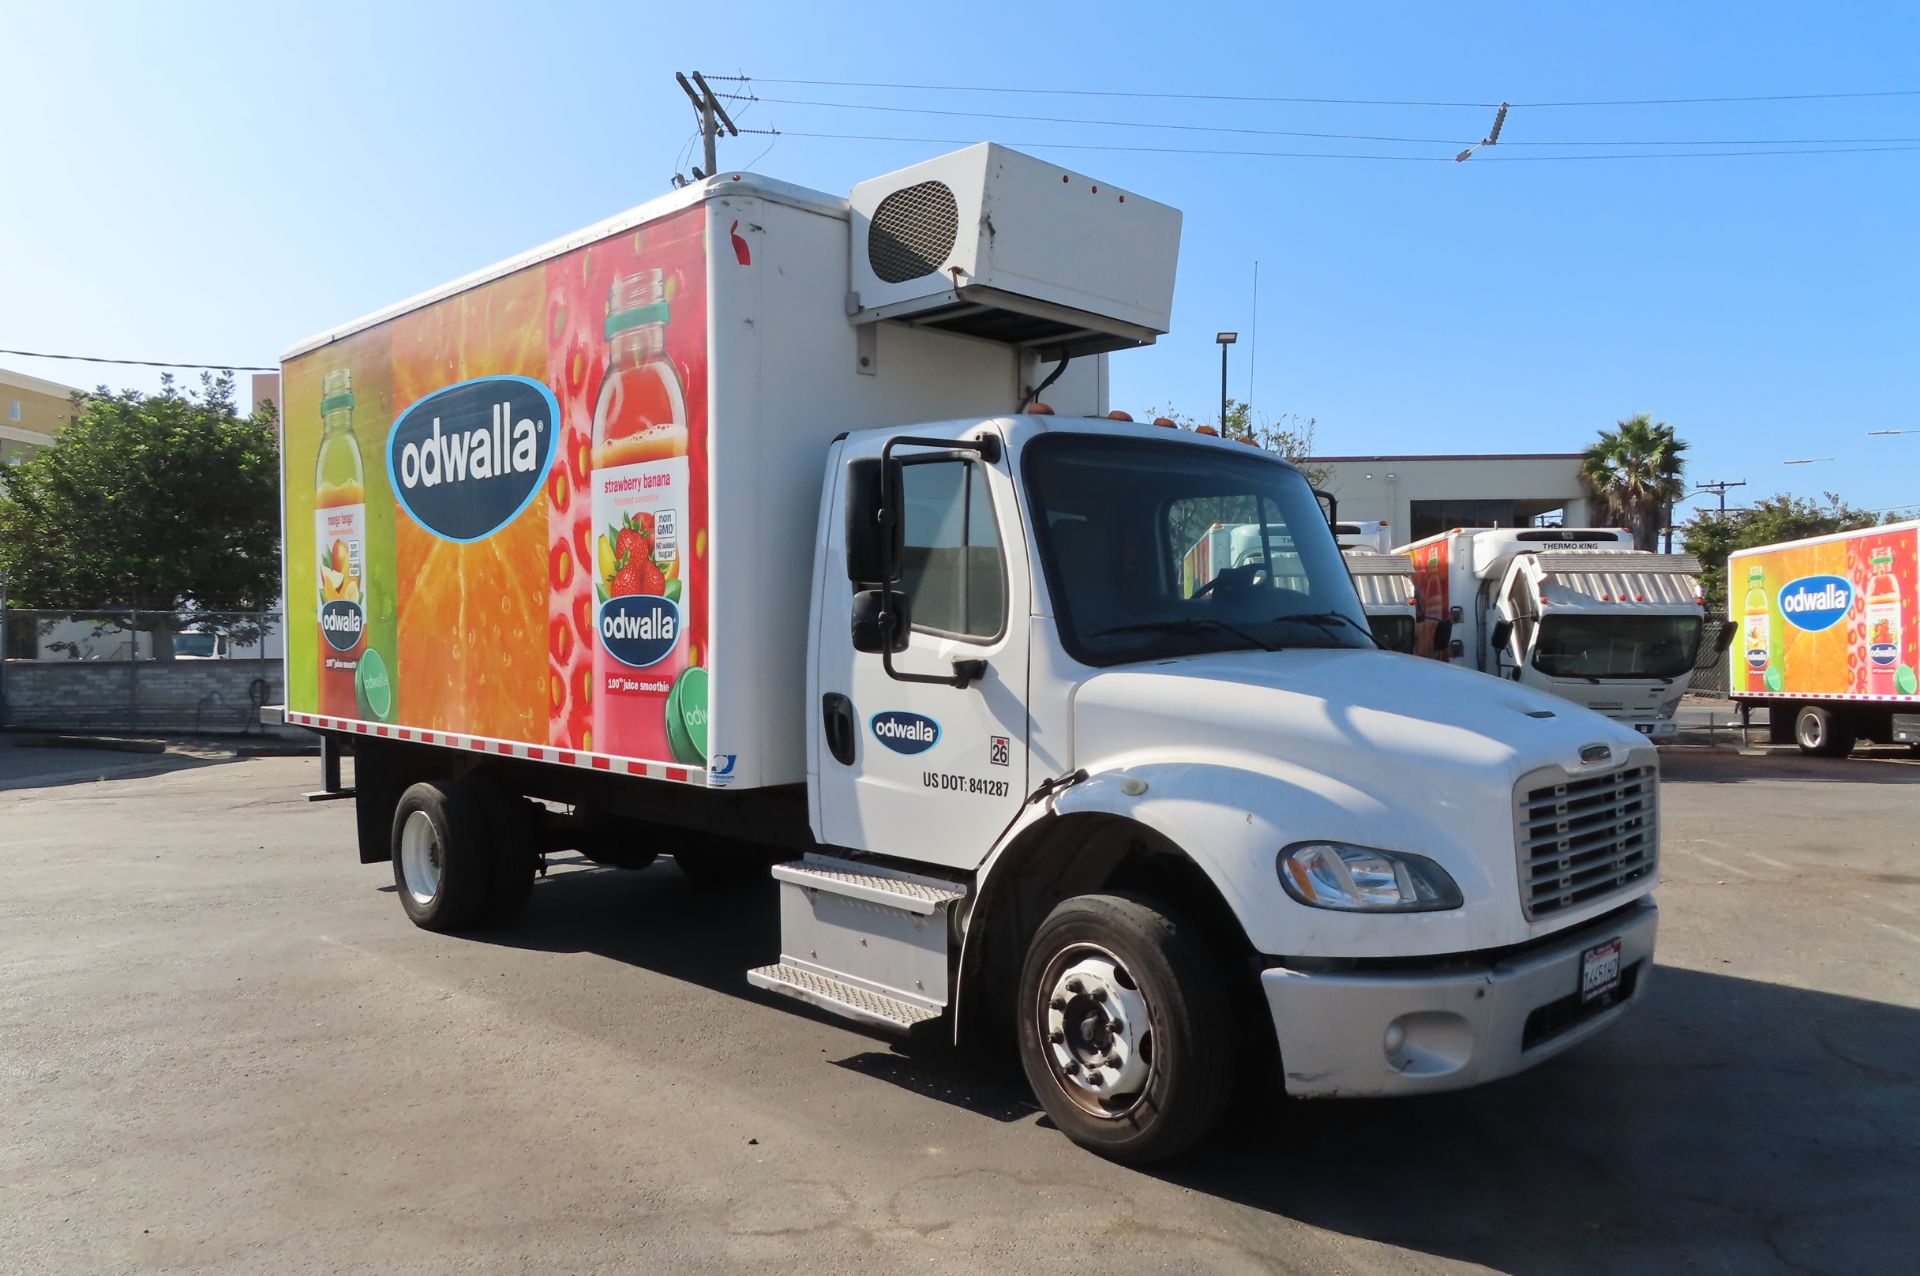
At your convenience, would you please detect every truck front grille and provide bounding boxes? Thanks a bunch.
[1516,765,1656,920]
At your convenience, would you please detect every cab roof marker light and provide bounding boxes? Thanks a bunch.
[1026,401,1055,415]
[1106,410,1134,422]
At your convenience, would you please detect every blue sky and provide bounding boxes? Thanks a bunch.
[4,1,1915,523]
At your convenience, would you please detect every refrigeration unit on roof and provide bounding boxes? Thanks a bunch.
[846,143,1182,359]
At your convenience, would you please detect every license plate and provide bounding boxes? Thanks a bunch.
[1581,938,1623,1003]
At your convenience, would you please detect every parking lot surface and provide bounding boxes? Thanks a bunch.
[2,743,1916,1274]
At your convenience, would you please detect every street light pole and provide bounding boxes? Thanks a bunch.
[1215,331,1238,436]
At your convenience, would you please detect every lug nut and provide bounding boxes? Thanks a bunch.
[1092,987,1108,1003]
[1066,978,1085,994]
[1048,1030,1064,1044]
[1063,1060,1080,1075]
[1049,997,1067,1011]
[1085,1069,1104,1086]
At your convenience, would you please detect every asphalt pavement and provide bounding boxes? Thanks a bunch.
[1,742,1915,1274]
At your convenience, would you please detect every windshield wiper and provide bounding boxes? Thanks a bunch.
[1090,618,1278,653]
[1271,610,1378,648]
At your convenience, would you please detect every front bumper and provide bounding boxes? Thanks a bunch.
[1629,718,1678,739]
[1262,896,1657,1098]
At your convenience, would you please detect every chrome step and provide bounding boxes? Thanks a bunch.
[747,961,942,1034]
[770,858,966,915]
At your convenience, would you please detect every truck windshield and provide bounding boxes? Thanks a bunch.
[1368,615,1417,654]
[1532,614,1702,680]
[1023,433,1373,667]
[173,633,219,658]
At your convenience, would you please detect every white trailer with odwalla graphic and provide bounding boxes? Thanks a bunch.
[277,144,1661,1164]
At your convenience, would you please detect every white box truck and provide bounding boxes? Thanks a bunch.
[276,145,1660,1163]
[1342,549,1420,653]
[1400,527,1708,737]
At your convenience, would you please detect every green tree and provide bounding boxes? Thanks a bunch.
[1147,399,1328,484]
[0,373,281,658]
[1580,413,1689,551]
[1683,491,1881,612]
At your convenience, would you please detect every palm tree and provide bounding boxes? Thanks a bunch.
[1580,414,1689,551]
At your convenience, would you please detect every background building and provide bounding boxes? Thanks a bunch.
[0,367,86,465]
[1308,453,1598,547]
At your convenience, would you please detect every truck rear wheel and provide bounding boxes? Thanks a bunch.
[1794,705,1855,757]
[392,780,497,931]
[1016,892,1232,1164]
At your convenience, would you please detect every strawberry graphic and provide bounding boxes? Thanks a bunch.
[638,560,666,595]
[616,526,649,566]
[611,564,644,597]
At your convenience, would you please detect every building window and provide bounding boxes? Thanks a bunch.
[7,400,19,421]
[1409,498,1572,541]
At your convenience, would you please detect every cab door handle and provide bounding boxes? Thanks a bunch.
[822,693,856,766]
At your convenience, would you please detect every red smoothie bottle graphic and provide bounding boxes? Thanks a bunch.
[314,368,368,718]
[590,269,689,759]
[1865,548,1900,695]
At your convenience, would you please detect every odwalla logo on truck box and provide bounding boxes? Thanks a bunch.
[388,375,559,542]
[1778,575,1853,632]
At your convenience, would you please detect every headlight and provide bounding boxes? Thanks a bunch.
[1278,842,1463,912]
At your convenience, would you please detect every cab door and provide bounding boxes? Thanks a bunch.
[813,430,1031,870]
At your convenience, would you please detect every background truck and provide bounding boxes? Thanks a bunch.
[1728,519,1919,755]
[277,144,1662,1163]
[1334,519,1392,554]
[1400,527,1708,737]
[1341,549,1419,653]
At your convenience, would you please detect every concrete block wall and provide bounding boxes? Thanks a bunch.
[0,659,283,734]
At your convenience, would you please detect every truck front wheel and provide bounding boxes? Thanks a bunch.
[392,780,497,931]
[1016,893,1233,1164]
[1794,705,1855,757]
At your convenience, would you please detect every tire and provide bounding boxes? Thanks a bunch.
[391,780,496,931]
[480,792,539,925]
[1794,705,1854,757]
[673,836,782,887]
[1015,892,1233,1164]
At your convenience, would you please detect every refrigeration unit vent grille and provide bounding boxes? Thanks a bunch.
[867,180,960,283]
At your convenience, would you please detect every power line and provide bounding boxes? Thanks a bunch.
[0,348,274,372]
[731,93,1920,148]
[773,131,1920,163]
[703,75,1920,110]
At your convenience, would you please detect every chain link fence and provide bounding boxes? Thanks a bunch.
[1689,618,1729,697]
[0,607,283,734]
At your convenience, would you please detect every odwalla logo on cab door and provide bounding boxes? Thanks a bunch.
[870,710,940,755]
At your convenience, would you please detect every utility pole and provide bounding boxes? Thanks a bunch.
[1694,479,1748,514]
[676,72,740,178]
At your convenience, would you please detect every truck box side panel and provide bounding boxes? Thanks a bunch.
[1728,522,1918,703]
[282,203,716,782]
[703,193,1045,789]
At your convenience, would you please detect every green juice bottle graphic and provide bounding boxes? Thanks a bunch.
[1742,565,1776,692]
[314,370,393,722]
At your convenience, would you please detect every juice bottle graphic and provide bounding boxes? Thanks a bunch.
[1742,565,1771,690]
[315,369,368,718]
[1865,548,1900,695]
[590,269,690,759]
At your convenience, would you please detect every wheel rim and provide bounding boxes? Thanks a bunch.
[1800,713,1825,749]
[399,809,443,906]
[1035,942,1155,1120]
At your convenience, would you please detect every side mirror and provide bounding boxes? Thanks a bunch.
[851,588,910,654]
[845,457,904,583]
[1313,489,1338,528]
[1432,619,1453,648]
[1490,619,1514,651]
[1713,624,1736,654]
